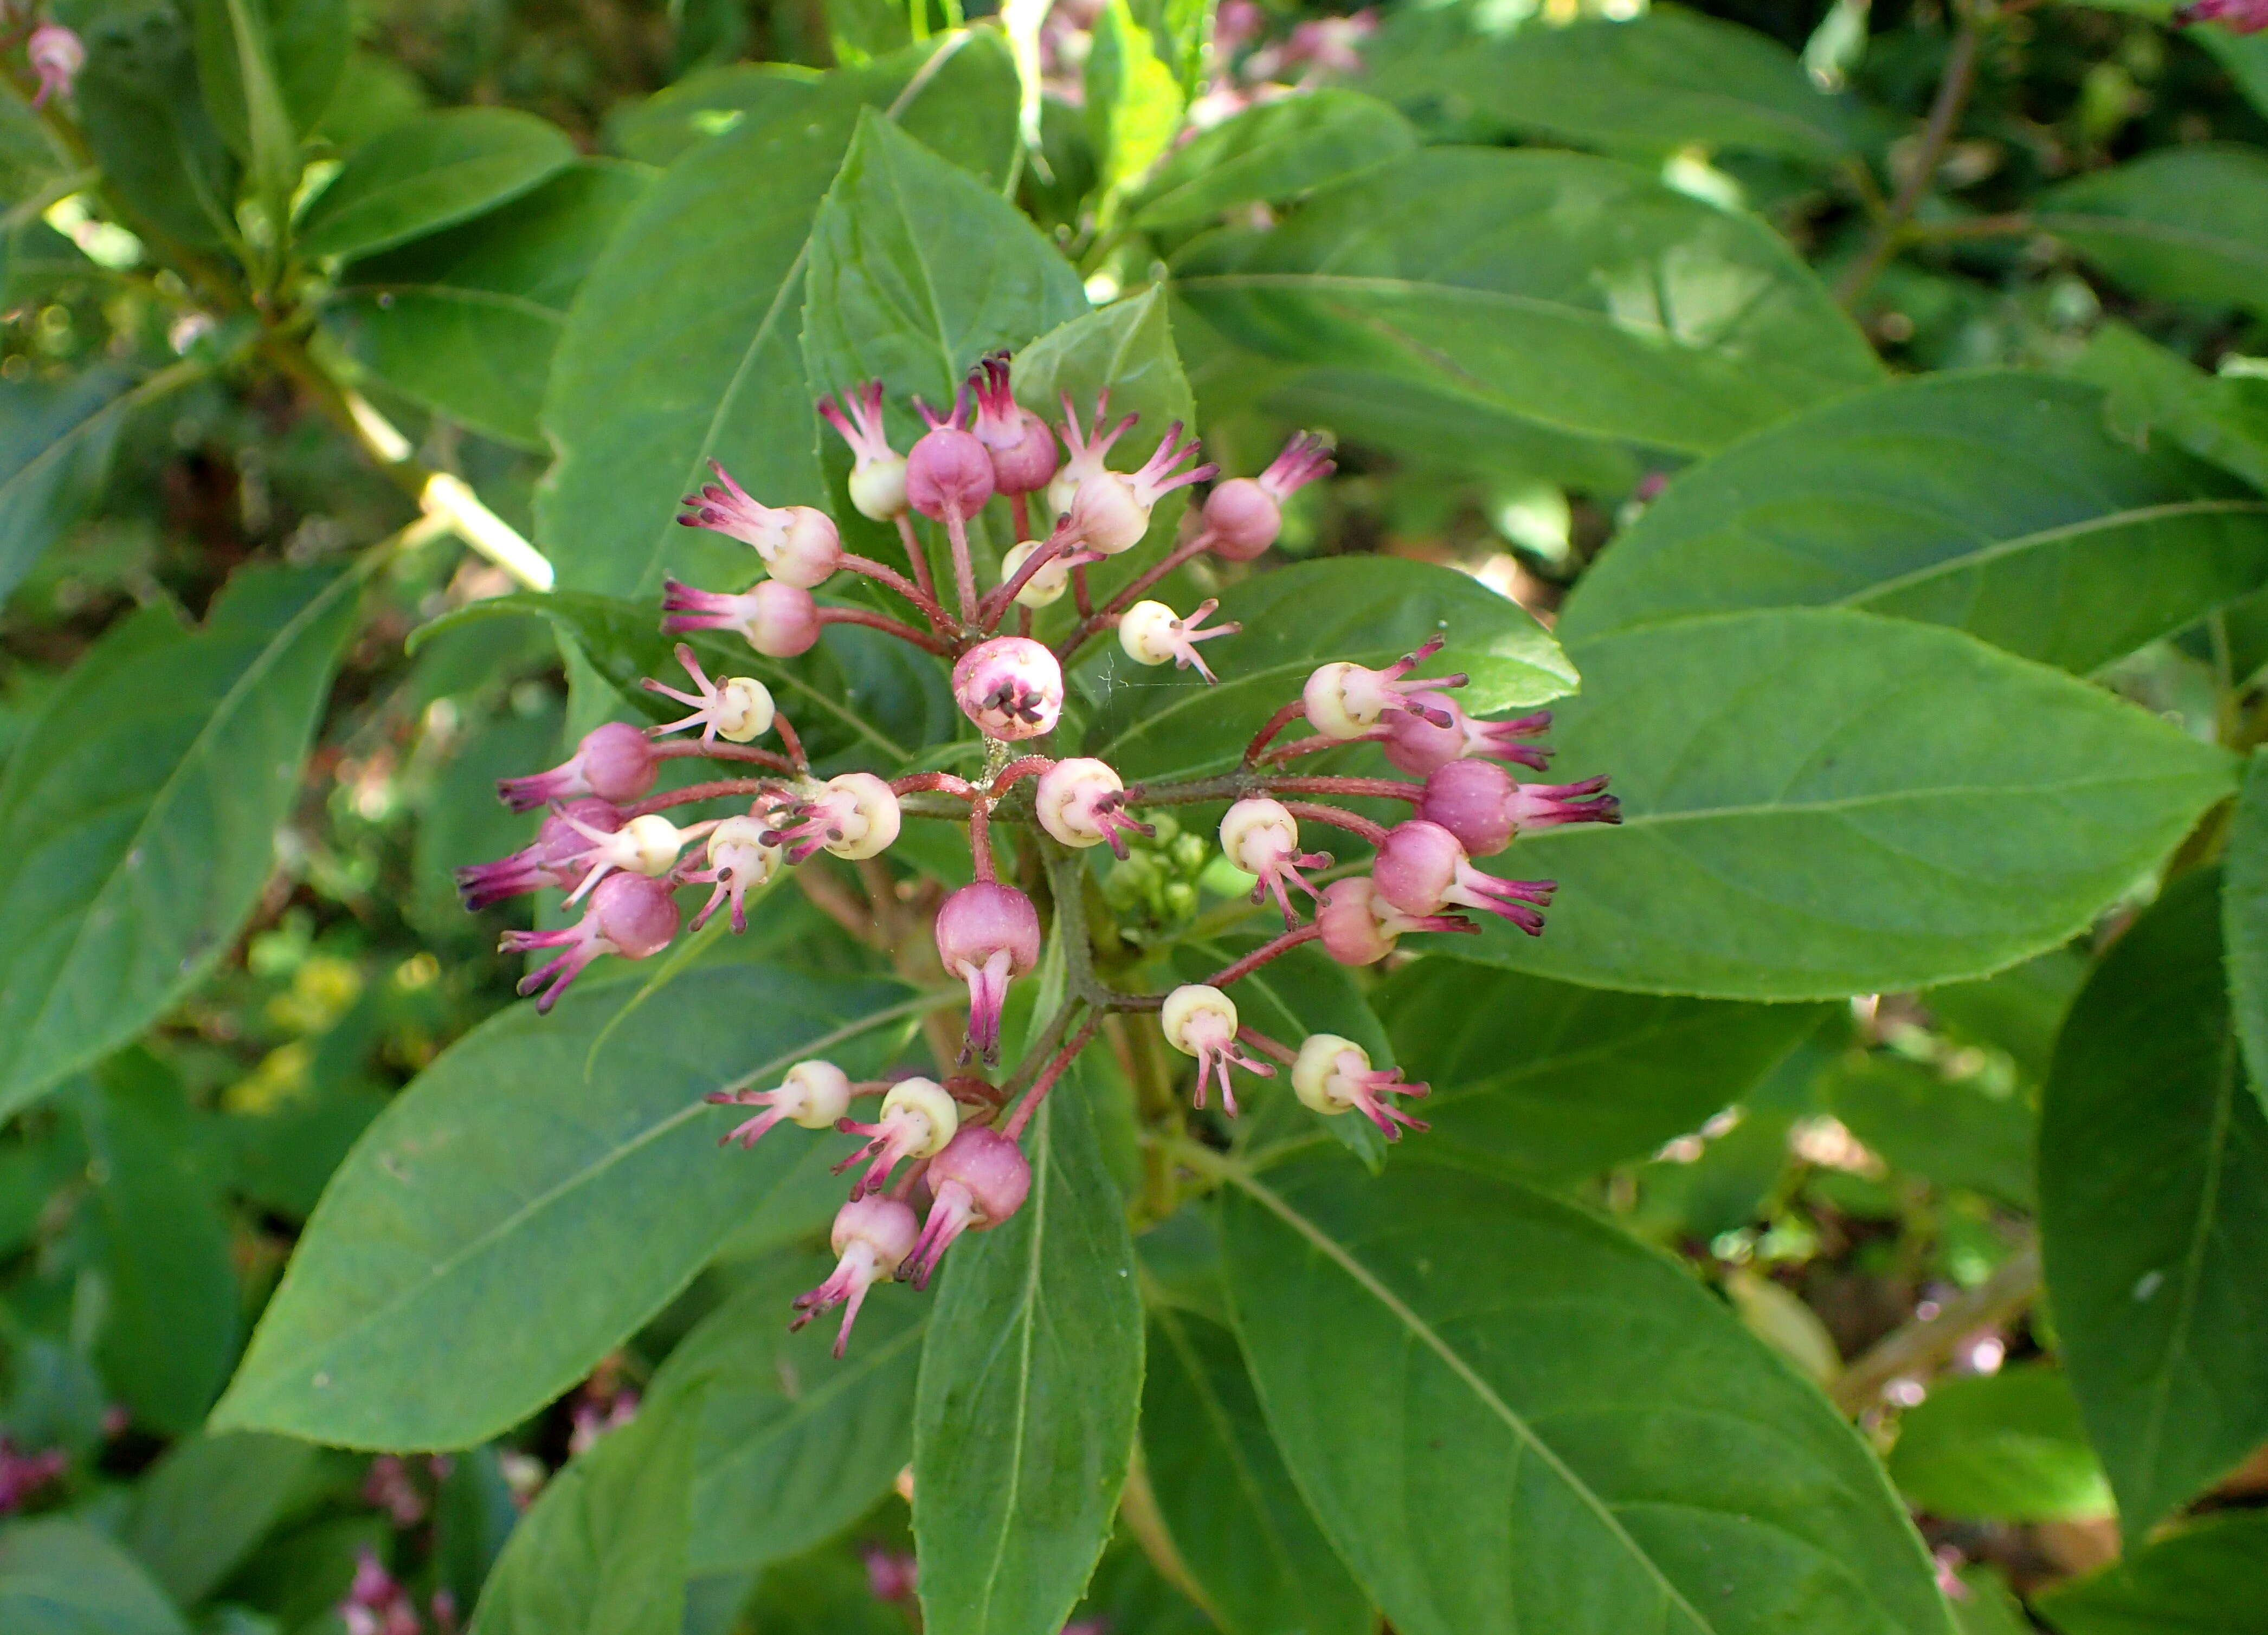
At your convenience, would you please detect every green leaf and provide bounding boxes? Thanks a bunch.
[2039,146,2268,320]
[2225,751,2268,1121]
[1172,147,1881,456]
[120,1432,323,1607]
[1557,371,2268,674]
[913,1077,1143,1635]
[0,564,360,1117]
[1819,1054,2035,1206]
[76,4,242,250]
[1131,90,1415,230]
[469,1387,702,1635]
[2071,322,2268,495]
[1461,608,2235,999]
[2035,1509,2268,1635]
[1375,958,1827,1182]
[2039,867,2268,1544]
[1087,0,1186,205]
[0,366,133,605]
[538,34,1020,598]
[603,62,824,166]
[212,964,919,1449]
[1922,948,2087,1088]
[333,160,652,449]
[296,108,576,261]
[646,1258,926,1575]
[1081,555,1572,782]
[0,1518,189,1635]
[1142,1304,1372,1635]
[1218,1151,1952,1635]
[1364,2,1853,164]
[1885,1365,2112,1523]
[2194,28,2268,128]
[193,0,349,148]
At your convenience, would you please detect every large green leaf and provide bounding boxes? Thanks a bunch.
[646,1258,925,1575]
[2072,322,2268,496]
[76,4,241,249]
[2034,1509,2268,1635]
[1142,1304,1372,1635]
[1375,958,1827,1182]
[469,1386,701,1635]
[212,964,919,1449]
[2039,868,2268,1544]
[1086,0,1187,204]
[1131,90,1415,230]
[2039,146,2268,320]
[1172,147,1881,456]
[0,565,360,1116]
[2221,751,2268,1120]
[913,1077,1143,1635]
[192,0,350,154]
[120,1432,321,1607]
[1080,555,1573,783]
[1885,1365,2112,1524]
[1460,608,2234,999]
[333,161,652,449]
[538,34,1019,598]
[297,108,576,261]
[1219,1152,1951,1635]
[1364,2,1853,164]
[0,1519,188,1635]
[1558,372,2268,674]
[603,62,824,165]
[0,366,132,605]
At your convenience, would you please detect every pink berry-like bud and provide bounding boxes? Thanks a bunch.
[906,426,996,522]
[1315,876,1473,966]
[792,1195,920,1358]
[1204,432,1332,560]
[1293,1033,1429,1140]
[499,872,679,1012]
[685,811,784,932]
[1220,798,1331,926]
[1417,760,1619,856]
[1119,598,1240,684]
[643,642,775,745]
[1058,414,1216,554]
[819,382,911,521]
[1382,693,1552,777]
[706,1058,854,1148]
[1046,391,1138,527]
[834,1077,958,1197]
[1374,820,1555,935]
[497,722,657,812]
[661,578,820,658]
[27,23,84,107]
[903,1126,1032,1288]
[455,797,622,908]
[971,352,1061,496]
[1159,984,1274,1116]
[1301,637,1464,741]
[953,636,1064,740]
[677,462,841,588]
[768,772,900,863]
[1035,758,1154,857]
[936,883,1042,1062]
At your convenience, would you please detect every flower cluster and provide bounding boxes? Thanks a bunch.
[461,347,1615,1359]
[6,11,82,106]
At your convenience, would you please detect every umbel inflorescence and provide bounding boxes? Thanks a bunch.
[459,348,1618,1358]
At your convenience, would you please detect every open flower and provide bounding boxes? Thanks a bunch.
[1160,984,1275,1115]
[707,1059,855,1148]
[1220,797,1331,926]
[1382,695,1552,777]
[834,1077,959,1197]
[1203,431,1333,561]
[793,1195,920,1358]
[27,24,84,108]
[1293,1033,1428,1139]
[1315,876,1473,966]
[455,798,622,908]
[1417,760,1618,857]
[1119,598,1239,683]
[971,351,1061,496]
[677,461,840,587]
[953,636,1064,740]
[661,578,819,657]
[1036,758,1152,857]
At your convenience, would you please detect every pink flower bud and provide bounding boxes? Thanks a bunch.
[499,872,679,1012]
[768,772,900,862]
[953,636,1064,740]
[1416,759,1619,856]
[1381,693,1552,777]
[1036,757,1153,857]
[27,23,83,107]
[1293,1033,1428,1140]
[1119,598,1240,683]
[643,642,775,745]
[1220,798,1331,926]
[677,462,841,587]
[1046,391,1138,527]
[906,425,996,522]
[707,1059,854,1149]
[1301,637,1462,740]
[1315,876,1472,966]
[1373,820,1555,935]
[455,798,623,908]
[1203,432,1332,561]
[1054,408,1215,554]
[685,810,784,932]
[819,382,910,521]
[903,1126,1032,1288]
[2177,0,2268,30]
[661,577,820,657]
[834,1077,958,1197]
[497,722,656,812]
[971,351,1061,496]
[793,1195,920,1358]
[1160,984,1274,1116]
[936,883,1042,1062]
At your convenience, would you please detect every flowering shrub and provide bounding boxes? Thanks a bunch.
[7,0,2268,1632]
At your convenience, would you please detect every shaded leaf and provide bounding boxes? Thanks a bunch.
[2224,751,2268,1120]
[1886,1366,2112,1523]
[1133,90,1413,230]
[2072,321,2268,495]
[192,0,349,152]
[0,1518,188,1635]
[1820,1055,2035,1206]
[2035,1509,2268,1634]
[297,108,576,261]
[76,4,241,249]
[2040,145,2268,320]
[604,63,823,165]
[0,366,133,605]
[121,1432,323,1607]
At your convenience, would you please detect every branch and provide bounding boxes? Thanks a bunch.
[1828,1243,2041,1414]
[1835,8,1984,309]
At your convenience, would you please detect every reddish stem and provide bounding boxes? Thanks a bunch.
[1004,1013,1104,1139]
[970,802,995,882]
[1260,729,1384,764]
[1073,564,1093,618]
[895,513,937,603]
[1207,922,1322,988]
[817,605,955,656]
[1245,700,1308,765]
[627,778,778,816]
[840,552,951,630]
[945,507,980,625]
[649,739,796,773]
[1280,800,1389,847]
[773,709,808,773]
[1236,1025,1299,1067]
[1266,776,1422,804]
[1053,528,1222,663]
[1010,491,1030,544]
[992,754,1055,798]
[982,524,1077,628]
[892,771,977,799]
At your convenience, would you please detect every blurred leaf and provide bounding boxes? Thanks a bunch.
[0,365,133,606]
[2039,868,2268,1544]
[603,62,822,165]
[2073,322,2268,494]
[436,1446,523,1613]
[2223,751,2268,1120]
[1142,1304,1371,1635]
[1364,2,1853,164]
[192,0,348,144]
[1087,0,1185,205]
[1219,1152,1953,1635]
[742,1528,910,1635]
[212,965,916,1449]
[0,564,359,1116]
[2035,1508,2268,1634]
[1886,1365,2112,1523]
[1376,959,1827,1182]
[539,33,1020,598]
[2193,29,2268,126]
[913,1077,1142,1635]
[412,701,565,929]
[1461,609,2234,998]
[311,49,427,149]
[1822,1055,2035,1206]
[296,108,576,261]
[1173,147,1881,455]
[1132,90,1415,230]
[76,3,242,249]
[1950,1566,2033,1635]
[333,160,652,449]
[1923,948,2087,1087]
[469,1388,701,1635]
[223,1083,386,1220]
[0,1518,188,1635]
[2040,146,2268,320]
[121,1431,323,1606]
[1558,372,2268,675]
